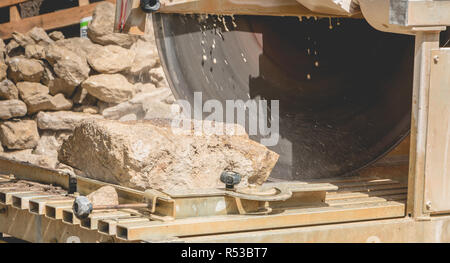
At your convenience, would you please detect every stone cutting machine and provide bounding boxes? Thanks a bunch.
[0,0,449,242]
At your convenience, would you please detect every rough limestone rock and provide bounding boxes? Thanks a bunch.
[41,66,76,97]
[103,88,175,120]
[54,38,101,61]
[0,120,40,150]
[17,82,72,114]
[16,81,48,98]
[27,27,54,46]
[33,131,59,157]
[45,44,90,86]
[82,74,134,103]
[72,87,97,105]
[87,2,137,48]
[149,67,169,89]
[33,131,70,158]
[0,39,5,59]
[0,100,27,120]
[49,31,65,41]
[25,44,46,60]
[50,78,76,97]
[36,111,103,131]
[58,119,279,191]
[0,79,19,99]
[134,82,157,94]
[87,45,135,73]
[5,40,22,57]
[12,32,35,47]
[24,93,72,114]
[0,62,7,80]
[87,186,119,206]
[0,149,58,169]
[126,39,159,83]
[74,105,99,114]
[7,57,44,83]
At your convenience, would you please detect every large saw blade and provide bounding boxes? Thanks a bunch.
[153,14,414,181]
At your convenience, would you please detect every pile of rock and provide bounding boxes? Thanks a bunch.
[0,2,176,169]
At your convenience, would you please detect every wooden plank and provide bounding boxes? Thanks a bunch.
[424,48,450,214]
[9,5,21,22]
[0,0,116,39]
[158,0,327,17]
[79,0,91,6]
[0,0,27,9]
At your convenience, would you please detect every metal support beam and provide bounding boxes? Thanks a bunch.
[407,27,443,218]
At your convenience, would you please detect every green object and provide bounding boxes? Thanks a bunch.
[80,16,92,38]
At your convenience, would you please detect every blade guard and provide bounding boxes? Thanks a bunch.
[114,0,148,35]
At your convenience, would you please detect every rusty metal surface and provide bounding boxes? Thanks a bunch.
[0,167,409,242]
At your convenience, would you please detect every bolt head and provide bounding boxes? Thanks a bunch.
[433,56,439,64]
[220,171,242,189]
[73,196,93,219]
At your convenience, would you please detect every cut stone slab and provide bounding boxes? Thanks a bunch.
[36,111,103,131]
[87,2,138,48]
[87,186,119,207]
[0,79,19,100]
[58,119,279,192]
[82,74,135,103]
[0,100,27,120]
[0,120,40,150]
[7,57,44,83]
[87,45,135,74]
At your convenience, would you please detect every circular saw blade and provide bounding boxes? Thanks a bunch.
[153,14,414,181]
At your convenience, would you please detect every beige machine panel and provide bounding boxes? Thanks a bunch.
[424,48,450,214]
